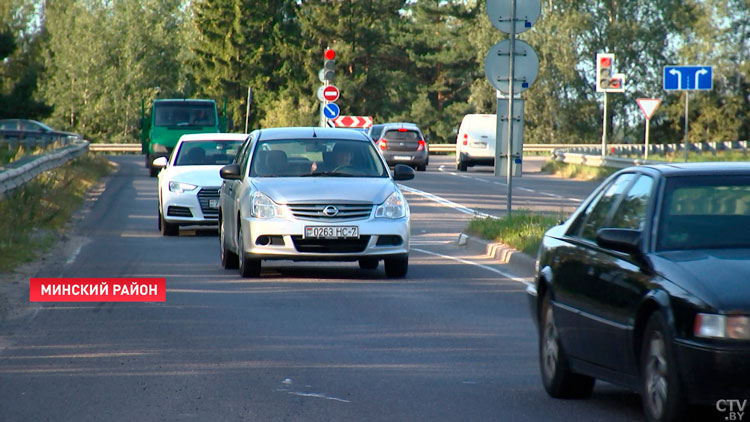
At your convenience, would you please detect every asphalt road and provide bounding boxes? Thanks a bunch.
[0,155,655,421]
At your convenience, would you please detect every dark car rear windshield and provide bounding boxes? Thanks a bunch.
[657,175,750,251]
[383,130,420,141]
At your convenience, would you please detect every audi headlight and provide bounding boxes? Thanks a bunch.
[169,181,198,193]
[375,191,407,219]
[694,313,750,340]
[250,191,283,219]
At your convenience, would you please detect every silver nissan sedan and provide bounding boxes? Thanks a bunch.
[218,127,415,278]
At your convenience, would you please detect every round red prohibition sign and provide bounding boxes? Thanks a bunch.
[322,85,340,102]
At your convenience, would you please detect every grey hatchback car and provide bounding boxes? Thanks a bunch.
[218,127,416,278]
[368,122,429,171]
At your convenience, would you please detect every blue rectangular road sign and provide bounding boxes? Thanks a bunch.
[663,65,712,91]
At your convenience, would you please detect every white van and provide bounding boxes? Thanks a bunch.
[455,114,496,171]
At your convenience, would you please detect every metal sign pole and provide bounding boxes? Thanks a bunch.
[245,87,252,133]
[601,92,608,157]
[505,0,516,216]
[645,117,650,160]
[683,91,689,162]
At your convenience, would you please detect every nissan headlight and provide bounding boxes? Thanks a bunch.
[169,181,198,193]
[694,313,750,340]
[375,191,407,219]
[250,191,283,219]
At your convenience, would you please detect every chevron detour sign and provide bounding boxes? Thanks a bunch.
[333,116,373,128]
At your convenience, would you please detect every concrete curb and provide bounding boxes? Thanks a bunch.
[457,233,537,274]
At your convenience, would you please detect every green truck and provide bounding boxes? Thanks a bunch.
[141,98,228,177]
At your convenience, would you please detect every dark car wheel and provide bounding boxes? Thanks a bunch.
[458,160,468,172]
[358,258,379,270]
[384,254,408,278]
[219,215,238,269]
[417,163,426,171]
[159,210,179,236]
[640,312,686,422]
[539,295,595,398]
[237,224,261,278]
[149,164,159,178]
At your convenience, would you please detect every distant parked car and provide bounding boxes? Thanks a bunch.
[455,114,495,171]
[154,133,246,236]
[368,122,429,171]
[0,119,82,145]
[218,127,415,278]
[527,162,750,422]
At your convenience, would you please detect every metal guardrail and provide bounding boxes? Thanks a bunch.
[0,140,90,196]
[88,143,142,152]
[553,140,750,168]
[84,142,603,154]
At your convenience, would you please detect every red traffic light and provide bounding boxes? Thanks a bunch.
[324,49,335,60]
[600,57,611,67]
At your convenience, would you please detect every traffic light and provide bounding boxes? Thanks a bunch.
[320,48,335,82]
[596,53,625,93]
[596,53,614,92]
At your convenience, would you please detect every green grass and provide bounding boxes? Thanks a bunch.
[1,143,62,166]
[541,160,617,181]
[466,211,566,256]
[0,154,113,272]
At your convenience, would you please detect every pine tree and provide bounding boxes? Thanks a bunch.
[189,0,301,130]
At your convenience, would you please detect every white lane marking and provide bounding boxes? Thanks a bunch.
[412,247,532,286]
[287,392,350,403]
[538,192,561,198]
[434,164,582,202]
[399,185,497,219]
[411,240,453,245]
[66,245,83,265]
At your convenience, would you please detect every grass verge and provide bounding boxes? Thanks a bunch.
[541,160,616,181]
[466,211,567,256]
[0,154,113,272]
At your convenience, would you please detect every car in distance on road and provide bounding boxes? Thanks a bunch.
[218,127,415,278]
[368,122,429,171]
[0,118,82,145]
[154,133,246,236]
[455,114,495,172]
[526,162,750,422]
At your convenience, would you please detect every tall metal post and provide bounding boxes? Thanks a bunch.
[601,92,608,157]
[245,87,252,133]
[504,0,517,216]
[683,91,689,162]
[644,118,651,161]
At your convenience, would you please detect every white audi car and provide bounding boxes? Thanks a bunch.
[154,133,246,236]
[218,127,415,278]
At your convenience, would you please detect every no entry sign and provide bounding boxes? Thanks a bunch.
[322,85,340,102]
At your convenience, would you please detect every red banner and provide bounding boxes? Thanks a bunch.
[30,278,166,302]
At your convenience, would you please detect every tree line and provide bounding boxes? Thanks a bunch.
[1,0,748,146]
